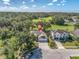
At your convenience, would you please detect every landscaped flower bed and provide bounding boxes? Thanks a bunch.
[48,36,57,49]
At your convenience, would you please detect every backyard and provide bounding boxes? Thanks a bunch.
[32,17,52,23]
[32,16,74,32]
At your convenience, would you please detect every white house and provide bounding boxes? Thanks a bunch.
[51,30,69,41]
[30,30,48,42]
[38,33,48,42]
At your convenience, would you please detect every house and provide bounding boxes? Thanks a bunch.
[30,30,48,42]
[38,33,48,42]
[51,30,69,41]
[71,16,77,24]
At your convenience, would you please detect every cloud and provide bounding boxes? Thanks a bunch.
[22,1,26,4]
[3,0,10,2]
[0,5,29,12]
[32,5,36,7]
[0,6,17,11]
[42,6,46,8]
[57,4,61,6]
[3,1,10,5]
[61,0,66,3]
[20,5,29,9]
[62,4,65,6]
[52,0,57,2]
[2,0,10,5]
[31,0,35,2]
[48,3,53,6]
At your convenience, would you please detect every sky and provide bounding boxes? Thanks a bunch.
[0,0,79,12]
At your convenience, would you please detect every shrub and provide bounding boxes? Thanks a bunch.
[48,36,57,49]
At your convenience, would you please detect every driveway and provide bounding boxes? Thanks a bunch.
[39,42,50,50]
[42,49,70,59]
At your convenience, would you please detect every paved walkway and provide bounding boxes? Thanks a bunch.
[54,40,65,49]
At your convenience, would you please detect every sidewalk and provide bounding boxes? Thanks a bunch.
[54,40,65,49]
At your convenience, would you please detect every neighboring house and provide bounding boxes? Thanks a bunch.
[64,19,69,23]
[51,30,69,41]
[73,29,79,37]
[71,16,77,24]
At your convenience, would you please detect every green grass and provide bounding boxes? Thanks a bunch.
[63,41,79,46]
[71,56,79,59]
[33,17,52,23]
[51,24,74,32]
[0,40,3,48]
[33,27,38,30]
[33,24,74,31]
[62,41,79,49]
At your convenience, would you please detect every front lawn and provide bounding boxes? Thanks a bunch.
[70,56,79,59]
[62,41,79,49]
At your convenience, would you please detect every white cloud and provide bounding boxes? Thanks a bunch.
[3,1,10,5]
[48,3,53,6]
[32,5,36,7]
[3,0,10,2]
[52,0,57,2]
[57,4,61,6]
[0,6,17,11]
[31,0,35,2]
[20,5,29,9]
[62,4,65,6]
[61,0,66,3]
[0,5,29,12]
[22,1,26,4]
[2,0,10,5]
[42,6,46,8]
